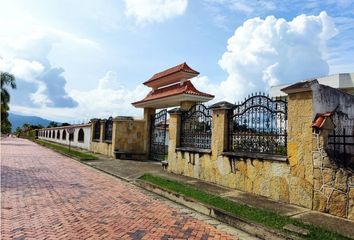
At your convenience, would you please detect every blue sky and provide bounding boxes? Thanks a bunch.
[0,0,353,122]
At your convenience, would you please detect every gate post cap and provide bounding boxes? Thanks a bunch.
[209,101,234,110]
[168,108,182,114]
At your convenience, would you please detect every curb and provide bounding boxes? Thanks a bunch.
[135,179,301,240]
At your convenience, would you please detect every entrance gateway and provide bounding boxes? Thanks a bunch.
[132,62,214,161]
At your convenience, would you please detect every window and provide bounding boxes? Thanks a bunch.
[78,128,84,142]
[49,131,52,138]
[62,130,67,140]
[52,130,55,139]
[93,121,100,140]
[57,130,60,139]
[104,117,113,141]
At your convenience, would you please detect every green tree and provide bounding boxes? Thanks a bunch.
[1,72,16,134]
[47,121,58,128]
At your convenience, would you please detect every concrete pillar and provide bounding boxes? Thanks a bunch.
[282,88,314,209]
[209,101,234,158]
[143,108,156,158]
[167,108,182,163]
[99,120,105,143]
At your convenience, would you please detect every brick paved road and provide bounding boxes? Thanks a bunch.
[1,138,240,239]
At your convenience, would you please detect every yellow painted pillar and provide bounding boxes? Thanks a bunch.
[209,102,234,158]
[143,108,156,159]
[283,88,314,209]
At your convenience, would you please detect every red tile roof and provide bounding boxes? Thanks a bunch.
[312,112,332,129]
[132,81,214,105]
[144,62,199,85]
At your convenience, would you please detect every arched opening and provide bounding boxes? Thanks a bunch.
[57,130,60,139]
[62,130,67,140]
[49,131,52,138]
[52,130,55,139]
[78,128,84,142]
[69,132,74,141]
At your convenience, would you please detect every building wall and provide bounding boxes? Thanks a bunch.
[38,125,91,150]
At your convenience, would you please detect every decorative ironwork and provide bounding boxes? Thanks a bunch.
[327,120,354,168]
[181,104,212,149]
[93,121,100,140]
[229,93,287,155]
[104,117,113,141]
[149,109,168,161]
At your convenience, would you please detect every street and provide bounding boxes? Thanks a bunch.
[1,138,239,239]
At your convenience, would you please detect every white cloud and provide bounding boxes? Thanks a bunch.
[11,71,150,122]
[0,26,100,108]
[124,0,188,24]
[193,11,337,103]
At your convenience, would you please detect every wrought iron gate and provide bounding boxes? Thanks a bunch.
[149,109,168,161]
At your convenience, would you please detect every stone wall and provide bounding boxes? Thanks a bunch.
[312,126,354,220]
[168,152,292,202]
[114,119,146,159]
[89,117,146,159]
[89,119,113,156]
[167,81,354,219]
[310,83,354,220]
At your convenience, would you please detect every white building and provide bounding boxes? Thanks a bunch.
[38,124,91,150]
[270,73,354,97]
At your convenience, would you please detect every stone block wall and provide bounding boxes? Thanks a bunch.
[167,81,354,219]
[89,118,146,158]
[312,132,354,220]
[168,152,292,202]
[114,119,146,155]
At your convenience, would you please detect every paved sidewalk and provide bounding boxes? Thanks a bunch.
[83,149,354,238]
[1,137,250,239]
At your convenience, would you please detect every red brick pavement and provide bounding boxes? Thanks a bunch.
[1,138,237,240]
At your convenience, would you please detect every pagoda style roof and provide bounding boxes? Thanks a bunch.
[132,81,214,108]
[143,62,200,88]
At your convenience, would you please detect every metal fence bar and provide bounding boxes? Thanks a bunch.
[180,104,212,149]
[228,93,288,156]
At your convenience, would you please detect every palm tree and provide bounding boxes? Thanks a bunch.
[1,72,16,104]
[1,72,16,134]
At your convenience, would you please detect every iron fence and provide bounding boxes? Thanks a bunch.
[327,121,354,168]
[104,117,113,141]
[180,104,212,149]
[229,93,287,155]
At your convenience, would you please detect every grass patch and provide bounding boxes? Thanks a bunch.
[35,139,98,160]
[140,173,351,240]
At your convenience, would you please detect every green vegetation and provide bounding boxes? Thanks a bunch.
[1,72,16,134]
[35,139,98,161]
[139,173,351,240]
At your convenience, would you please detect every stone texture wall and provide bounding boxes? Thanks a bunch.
[89,118,146,158]
[114,119,146,155]
[168,82,353,218]
[168,152,292,202]
[286,91,314,208]
[312,130,354,220]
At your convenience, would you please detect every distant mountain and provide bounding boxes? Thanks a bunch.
[8,113,61,131]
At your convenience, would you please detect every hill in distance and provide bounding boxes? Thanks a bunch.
[9,112,61,131]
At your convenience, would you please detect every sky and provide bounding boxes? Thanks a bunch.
[0,0,353,122]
